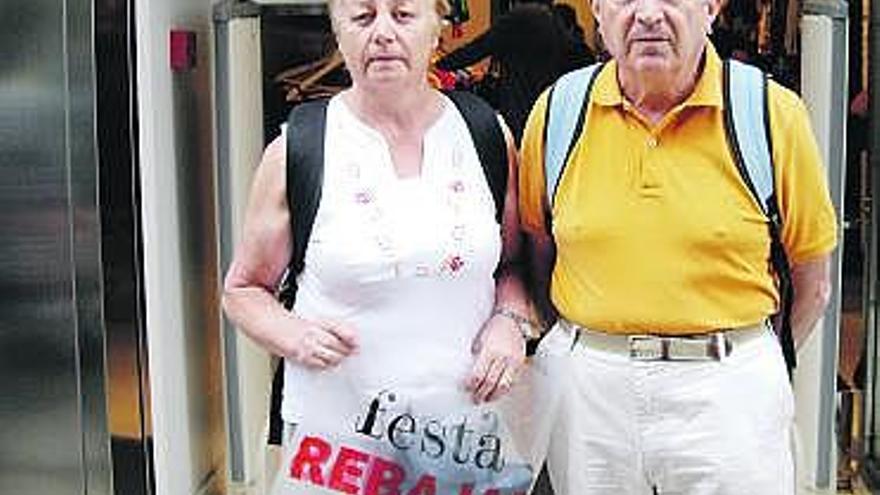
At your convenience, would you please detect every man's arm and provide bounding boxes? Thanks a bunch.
[524,228,558,328]
[767,85,838,350]
[791,255,833,349]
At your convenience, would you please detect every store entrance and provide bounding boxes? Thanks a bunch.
[854,0,879,489]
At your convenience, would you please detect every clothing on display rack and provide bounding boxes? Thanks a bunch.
[274,50,350,104]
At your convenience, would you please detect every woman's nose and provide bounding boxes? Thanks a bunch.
[370,13,396,44]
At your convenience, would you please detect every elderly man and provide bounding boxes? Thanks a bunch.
[518,0,838,492]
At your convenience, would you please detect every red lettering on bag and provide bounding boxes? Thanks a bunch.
[457,484,474,495]
[328,446,370,494]
[364,456,406,495]
[406,474,437,495]
[290,436,332,485]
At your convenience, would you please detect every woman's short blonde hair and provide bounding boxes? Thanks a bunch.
[327,0,451,21]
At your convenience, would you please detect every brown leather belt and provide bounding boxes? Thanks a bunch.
[560,320,769,361]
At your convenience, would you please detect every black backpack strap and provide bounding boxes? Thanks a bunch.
[276,99,329,310]
[759,75,796,376]
[445,91,508,224]
[269,99,329,445]
[267,359,284,445]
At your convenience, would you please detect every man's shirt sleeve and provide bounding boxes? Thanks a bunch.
[770,82,839,263]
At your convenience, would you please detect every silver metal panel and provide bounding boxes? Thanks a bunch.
[168,24,227,495]
[815,14,849,489]
[214,19,247,482]
[214,14,271,488]
[68,0,114,492]
[96,0,155,493]
[798,16,835,490]
[801,5,848,490]
[804,0,849,18]
[0,0,111,494]
[135,0,226,490]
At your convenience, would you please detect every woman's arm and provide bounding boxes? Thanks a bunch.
[466,116,534,403]
[222,134,357,369]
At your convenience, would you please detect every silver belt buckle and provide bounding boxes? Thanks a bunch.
[666,334,728,361]
[628,335,665,360]
[666,335,712,361]
[628,334,728,361]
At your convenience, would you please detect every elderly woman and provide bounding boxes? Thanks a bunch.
[222,0,536,488]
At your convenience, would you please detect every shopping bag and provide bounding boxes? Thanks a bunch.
[271,328,573,495]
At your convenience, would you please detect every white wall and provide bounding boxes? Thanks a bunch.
[134,0,226,494]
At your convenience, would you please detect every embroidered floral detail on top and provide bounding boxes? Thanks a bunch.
[354,190,374,204]
[347,149,475,280]
[445,255,465,273]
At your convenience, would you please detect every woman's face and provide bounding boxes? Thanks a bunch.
[332,0,441,92]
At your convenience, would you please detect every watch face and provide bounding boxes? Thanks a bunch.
[517,320,540,341]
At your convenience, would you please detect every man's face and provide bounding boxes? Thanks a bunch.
[593,0,719,79]
[332,0,440,89]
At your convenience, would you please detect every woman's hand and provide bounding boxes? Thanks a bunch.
[466,313,526,403]
[462,114,530,403]
[282,318,359,369]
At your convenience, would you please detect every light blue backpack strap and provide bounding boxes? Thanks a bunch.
[544,63,602,208]
[724,59,775,217]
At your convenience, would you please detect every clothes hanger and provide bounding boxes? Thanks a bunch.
[275,50,347,102]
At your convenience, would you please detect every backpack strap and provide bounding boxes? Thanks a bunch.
[270,99,330,446]
[543,63,604,209]
[722,59,796,373]
[724,60,775,213]
[446,90,508,223]
[277,98,330,310]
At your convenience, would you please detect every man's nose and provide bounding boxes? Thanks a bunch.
[633,0,664,25]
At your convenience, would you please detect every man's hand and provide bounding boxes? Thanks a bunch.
[466,313,526,403]
[282,318,359,369]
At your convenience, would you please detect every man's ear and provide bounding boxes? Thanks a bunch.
[705,0,723,24]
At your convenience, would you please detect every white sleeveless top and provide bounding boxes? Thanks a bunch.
[282,94,502,422]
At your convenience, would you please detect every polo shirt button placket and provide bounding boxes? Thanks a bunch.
[647,136,659,149]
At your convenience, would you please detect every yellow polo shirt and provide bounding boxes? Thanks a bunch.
[519,46,838,334]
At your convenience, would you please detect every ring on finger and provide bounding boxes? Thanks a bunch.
[498,375,512,389]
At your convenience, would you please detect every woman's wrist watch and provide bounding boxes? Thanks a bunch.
[491,307,542,343]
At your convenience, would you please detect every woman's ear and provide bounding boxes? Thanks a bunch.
[591,0,602,21]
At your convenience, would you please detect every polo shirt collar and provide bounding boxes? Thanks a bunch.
[591,42,724,109]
